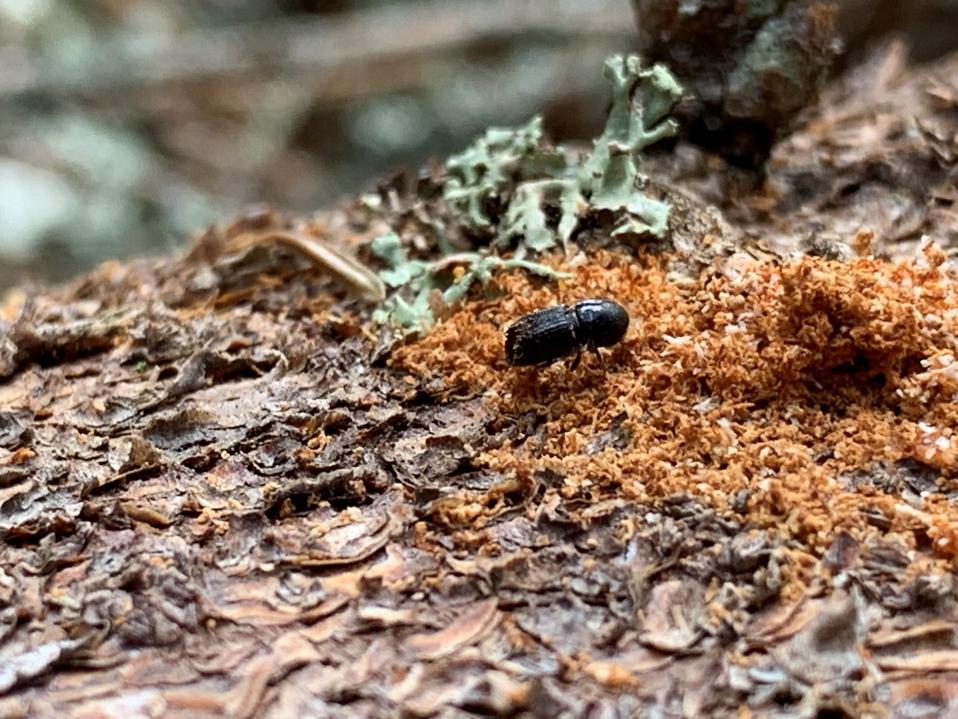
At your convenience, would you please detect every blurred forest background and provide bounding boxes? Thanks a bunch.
[1,0,957,290]
[0,0,636,290]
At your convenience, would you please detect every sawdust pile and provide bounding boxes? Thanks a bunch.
[395,245,958,593]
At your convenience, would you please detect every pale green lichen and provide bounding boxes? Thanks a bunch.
[372,54,682,332]
[443,117,552,231]
[500,178,586,254]
[446,53,682,250]
[581,56,682,238]
[371,231,568,333]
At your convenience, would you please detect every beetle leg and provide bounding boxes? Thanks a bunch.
[568,346,582,371]
[588,338,605,367]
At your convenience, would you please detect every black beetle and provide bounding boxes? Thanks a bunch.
[504,299,630,369]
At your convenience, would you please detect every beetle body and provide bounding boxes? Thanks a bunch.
[504,299,629,368]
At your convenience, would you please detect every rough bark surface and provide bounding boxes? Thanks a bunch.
[1,46,958,719]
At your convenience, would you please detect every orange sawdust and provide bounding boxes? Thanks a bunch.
[393,247,958,587]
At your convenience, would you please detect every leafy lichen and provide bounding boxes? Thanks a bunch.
[500,178,586,254]
[442,117,553,232]
[371,231,568,334]
[373,54,683,332]
[445,53,682,251]
[581,57,683,238]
